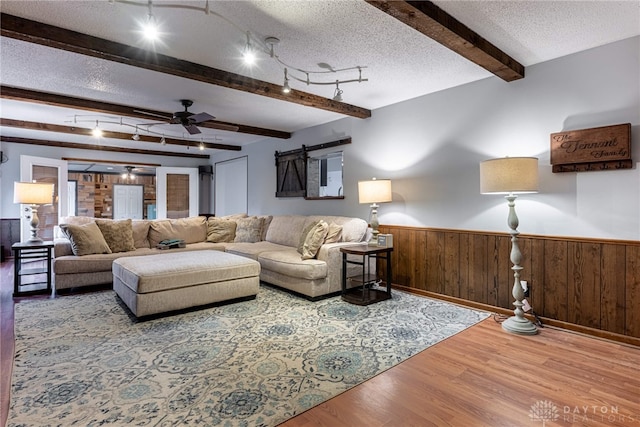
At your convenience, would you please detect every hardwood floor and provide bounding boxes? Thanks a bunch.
[2,259,639,426]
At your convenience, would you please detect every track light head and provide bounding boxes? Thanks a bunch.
[282,68,291,94]
[242,31,256,65]
[92,120,103,138]
[333,81,343,102]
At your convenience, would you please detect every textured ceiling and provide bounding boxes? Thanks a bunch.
[1,0,639,153]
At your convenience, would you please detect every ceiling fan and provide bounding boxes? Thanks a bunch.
[135,100,227,135]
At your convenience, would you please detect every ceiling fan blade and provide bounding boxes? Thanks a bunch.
[188,112,216,123]
[184,124,201,135]
[133,109,172,120]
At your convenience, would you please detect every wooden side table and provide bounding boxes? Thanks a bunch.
[340,244,393,305]
[12,241,54,297]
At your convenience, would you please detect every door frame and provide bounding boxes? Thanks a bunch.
[19,155,68,242]
[156,167,199,219]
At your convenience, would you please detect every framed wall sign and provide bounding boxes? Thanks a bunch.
[550,123,632,173]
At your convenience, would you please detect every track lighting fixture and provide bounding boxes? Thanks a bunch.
[160,135,166,145]
[91,120,103,138]
[282,68,291,94]
[199,141,205,151]
[132,126,140,141]
[333,81,343,102]
[112,0,368,99]
[242,31,256,65]
[142,1,159,41]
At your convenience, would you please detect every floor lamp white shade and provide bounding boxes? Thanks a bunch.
[14,181,55,243]
[358,178,392,245]
[480,157,539,335]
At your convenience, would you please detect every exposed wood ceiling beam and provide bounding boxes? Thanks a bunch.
[365,1,525,82]
[0,86,290,140]
[0,13,371,120]
[1,136,210,159]
[63,158,161,167]
[1,118,241,151]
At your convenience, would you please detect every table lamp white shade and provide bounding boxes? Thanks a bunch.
[479,157,539,194]
[358,179,392,204]
[13,182,55,205]
[14,182,54,242]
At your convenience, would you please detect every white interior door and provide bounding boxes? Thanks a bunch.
[215,156,248,216]
[113,184,144,219]
[19,155,68,242]
[156,167,199,219]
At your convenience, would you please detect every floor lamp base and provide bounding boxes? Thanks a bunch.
[502,315,538,335]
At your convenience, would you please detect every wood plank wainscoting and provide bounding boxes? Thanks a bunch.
[378,225,640,345]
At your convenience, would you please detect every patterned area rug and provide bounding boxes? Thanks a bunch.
[8,285,488,426]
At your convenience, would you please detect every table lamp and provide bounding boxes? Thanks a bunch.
[358,178,392,245]
[13,181,55,243]
[480,157,539,335]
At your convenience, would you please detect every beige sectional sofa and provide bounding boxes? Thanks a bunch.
[54,214,370,299]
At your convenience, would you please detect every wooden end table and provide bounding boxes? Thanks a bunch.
[12,241,54,297]
[340,244,393,305]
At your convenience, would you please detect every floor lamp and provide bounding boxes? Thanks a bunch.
[480,157,539,335]
[13,181,55,243]
[358,178,392,245]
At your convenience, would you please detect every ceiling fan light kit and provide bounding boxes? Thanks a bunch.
[112,0,368,100]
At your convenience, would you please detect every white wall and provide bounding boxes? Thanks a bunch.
[213,36,640,241]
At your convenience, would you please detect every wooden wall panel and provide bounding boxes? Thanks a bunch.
[626,246,640,337]
[444,233,460,298]
[567,242,601,329]
[472,235,490,304]
[601,244,626,334]
[426,230,445,294]
[543,240,569,322]
[378,224,640,340]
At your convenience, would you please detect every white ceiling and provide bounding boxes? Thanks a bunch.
[1,0,639,155]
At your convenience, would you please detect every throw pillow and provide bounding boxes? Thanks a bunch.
[95,219,136,253]
[207,217,237,243]
[297,221,319,254]
[60,222,112,256]
[234,217,264,243]
[324,222,343,243]
[299,220,329,260]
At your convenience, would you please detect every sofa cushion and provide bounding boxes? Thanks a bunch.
[225,241,291,260]
[148,216,207,247]
[258,250,328,280]
[96,219,136,253]
[132,220,151,249]
[298,220,329,260]
[60,222,112,256]
[265,215,308,247]
[324,222,343,243]
[207,217,237,243]
[234,217,264,243]
[54,249,155,274]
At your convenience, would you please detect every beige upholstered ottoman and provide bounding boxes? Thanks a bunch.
[112,250,261,317]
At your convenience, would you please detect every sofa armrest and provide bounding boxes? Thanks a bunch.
[54,238,74,257]
[316,242,372,291]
